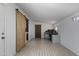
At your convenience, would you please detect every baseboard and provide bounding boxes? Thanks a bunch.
[60,43,77,56]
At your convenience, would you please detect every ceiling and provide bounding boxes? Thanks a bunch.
[16,3,79,24]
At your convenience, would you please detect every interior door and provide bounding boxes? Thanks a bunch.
[0,5,5,56]
[35,25,41,38]
[16,10,25,52]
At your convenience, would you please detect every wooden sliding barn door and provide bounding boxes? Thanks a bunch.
[16,10,25,52]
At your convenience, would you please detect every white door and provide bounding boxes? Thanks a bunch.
[0,4,5,56]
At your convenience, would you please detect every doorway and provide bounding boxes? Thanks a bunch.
[35,25,41,38]
[25,18,29,41]
[16,9,26,52]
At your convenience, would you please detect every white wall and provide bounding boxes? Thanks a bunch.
[57,12,79,55]
[29,20,53,40]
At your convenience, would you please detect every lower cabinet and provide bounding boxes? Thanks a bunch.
[52,35,60,43]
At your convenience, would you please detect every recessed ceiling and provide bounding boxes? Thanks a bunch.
[16,3,79,24]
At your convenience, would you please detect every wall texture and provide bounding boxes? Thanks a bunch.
[57,12,79,55]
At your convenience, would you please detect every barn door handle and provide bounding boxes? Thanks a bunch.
[1,32,5,39]
[2,33,5,35]
[1,37,5,39]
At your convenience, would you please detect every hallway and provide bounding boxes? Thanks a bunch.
[16,39,76,56]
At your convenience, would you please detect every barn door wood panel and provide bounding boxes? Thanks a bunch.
[16,10,25,52]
